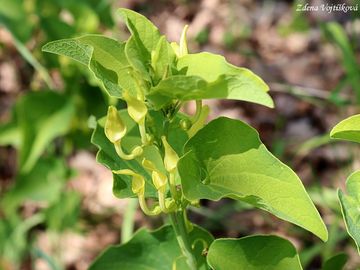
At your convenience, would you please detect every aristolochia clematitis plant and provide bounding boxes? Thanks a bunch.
[43,8,328,270]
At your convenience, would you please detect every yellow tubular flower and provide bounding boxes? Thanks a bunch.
[105,106,127,144]
[151,50,159,74]
[171,25,189,58]
[179,25,189,57]
[122,91,147,124]
[112,169,161,215]
[161,136,179,173]
[152,170,167,192]
[142,158,175,213]
[142,159,168,187]
[170,42,180,57]
[114,142,143,160]
[132,174,145,195]
[142,158,158,172]
[112,169,145,196]
[122,91,148,144]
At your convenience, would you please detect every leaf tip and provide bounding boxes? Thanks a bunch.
[41,42,52,53]
[329,126,336,139]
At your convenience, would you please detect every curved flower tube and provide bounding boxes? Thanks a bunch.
[114,142,143,160]
[112,169,161,216]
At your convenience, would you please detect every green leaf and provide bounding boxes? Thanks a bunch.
[330,114,360,143]
[42,35,136,97]
[0,213,44,264]
[147,110,189,156]
[322,253,348,270]
[0,106,19,147]
[151,36,176,83]
[0,0,33,42]
[119,8,161,81]
[16,91,75,173]
[178,117,328,241]
[13,36,54,88]
[170,52,273,107]
[125,35,152,82]
[0,121,20,147]
[89,224,213,270]
[323,22,360,101]
[45,191,81,232]
[1,157,68,214]
[147,74,273,110]
[118,8,161,59]
[42,38,92,65]
[0,0,53,89]
[338,170,360,253]
[207,235,303,270]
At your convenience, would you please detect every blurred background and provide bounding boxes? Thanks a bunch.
[0,0,359,269]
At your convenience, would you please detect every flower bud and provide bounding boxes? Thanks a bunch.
[180,118,192,130]
[105,106,127,143]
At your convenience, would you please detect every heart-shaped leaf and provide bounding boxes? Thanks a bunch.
[338,170,360,253]
[169,52,274,108]
[151,36,176,83]
[330,114,360,144]
[207,235,302,270]
[322,253,348,270]
[147,74,273,109]
[178,117,328,241]
[42,35,136,97]
[148,52,273,109]
[89,224,213,270]
[119,8,162,80]
[118,8,161,58]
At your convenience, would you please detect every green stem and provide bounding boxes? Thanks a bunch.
[32,247,61,270]
[191,100,202,123]
[121,199,138,243]
[13,36,54,89]
[139,120,148,145]
[170,210,198,270]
